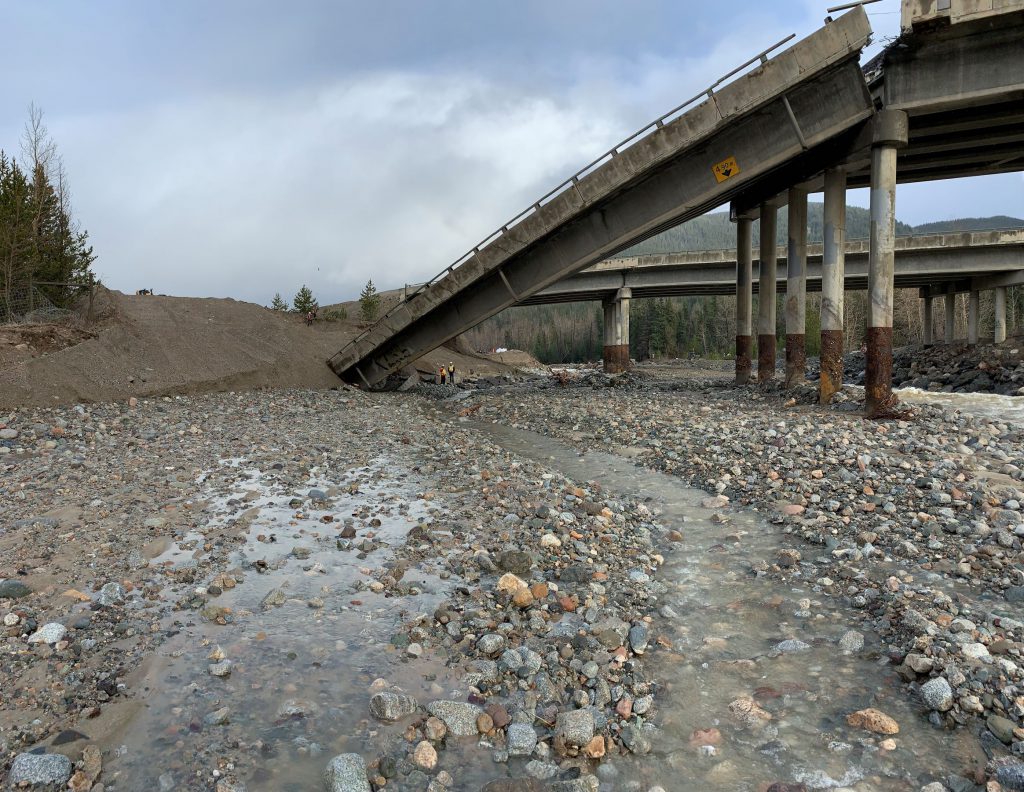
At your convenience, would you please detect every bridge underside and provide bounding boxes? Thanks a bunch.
[518,269,1024,303]
[732,12,1024,211]
[520,236,1024,303]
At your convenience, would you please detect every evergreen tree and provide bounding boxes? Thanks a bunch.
[292,284,318,314]
[0,152,32,318]
[270,293,287,311]
[359,279,381,323]
[0,106,95,318]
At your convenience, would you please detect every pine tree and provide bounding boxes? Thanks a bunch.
[359,279,381,323]
[270,293,287,311]
[292,284,318,314]
[0,106,96,318]
[0,152,32,318]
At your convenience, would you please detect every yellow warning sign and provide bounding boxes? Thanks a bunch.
[712,156,740,183]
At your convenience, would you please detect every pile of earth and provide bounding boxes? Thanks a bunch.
[0,287,517,409]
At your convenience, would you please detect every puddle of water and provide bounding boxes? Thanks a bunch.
[895,387,1024,425]
[104,458,460,791]
[472,422,982,791]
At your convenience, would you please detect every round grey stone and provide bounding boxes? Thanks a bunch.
[995,759,1024,791]
[920,676,953,712]
[425,700,483,737]
[28,623,67,645]
[507,723,538,756]
[8,752,73,790]
[95,582,126,608]
[0,580,32,599]
[323,753,371,792]
[555,708,595,747]
[628,624,649,655]
[775,638,811,653]
[477,633,507,655]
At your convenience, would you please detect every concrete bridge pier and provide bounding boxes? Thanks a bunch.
[922,297,934,347]
[944,286,956,343]
[865,109,908,418]
[968,290,980,345]
[820,168,846,403]
[603,287,631,373]
[785,187,808,388]
[735,213,755,384]
[995,286,1007,343]
[757,202,779,383]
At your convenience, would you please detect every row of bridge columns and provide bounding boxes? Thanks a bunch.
[736,171,848,399]
[921,286,1009,346]
[600,107,1011,411]
[735,109,909,416]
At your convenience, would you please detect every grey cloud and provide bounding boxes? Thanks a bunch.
[3,0,1018,308]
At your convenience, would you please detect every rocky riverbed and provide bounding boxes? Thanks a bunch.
[2,373,1023,791]
[460,369,1024,781]
[817,340,1024,397]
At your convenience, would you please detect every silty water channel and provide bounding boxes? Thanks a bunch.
[102,457,460,791]
[473,423,981,791]
[894,387,1024,426]
[100,416,982,791]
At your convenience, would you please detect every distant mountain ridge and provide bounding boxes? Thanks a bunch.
[622,206,1024,257]
[912,215,1024,234]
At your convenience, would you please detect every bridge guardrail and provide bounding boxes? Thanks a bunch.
[344,32,800,349]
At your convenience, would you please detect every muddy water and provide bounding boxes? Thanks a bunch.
[106,422,984,791]
[895,386,1024,425]
[473,422,983,791]
[104,458,457,791]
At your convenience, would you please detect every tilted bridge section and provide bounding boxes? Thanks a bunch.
[329,0,1024,414]
[328,9,875,387]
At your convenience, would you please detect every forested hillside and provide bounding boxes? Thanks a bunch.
[464,209,1024,363]
[623,203,912,256]
[912,215,1024,234]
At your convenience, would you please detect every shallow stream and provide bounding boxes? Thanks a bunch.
[104,458,457,791]
[474,422,984,791]
[102,421,984,791]
[895,386,1024,425]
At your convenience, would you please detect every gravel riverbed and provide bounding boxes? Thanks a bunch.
[462,370,1024,783]
[2,373,1023,792]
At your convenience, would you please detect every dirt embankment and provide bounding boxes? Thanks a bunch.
[0,288,517,408]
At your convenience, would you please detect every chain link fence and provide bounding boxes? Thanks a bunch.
[0,280,95,325]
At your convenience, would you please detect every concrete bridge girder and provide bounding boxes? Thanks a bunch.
[328,10,875,386]
[729,11,1024,217]
[521,232,1024,304]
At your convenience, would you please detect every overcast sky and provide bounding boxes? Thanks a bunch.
[2,0,1021,304]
